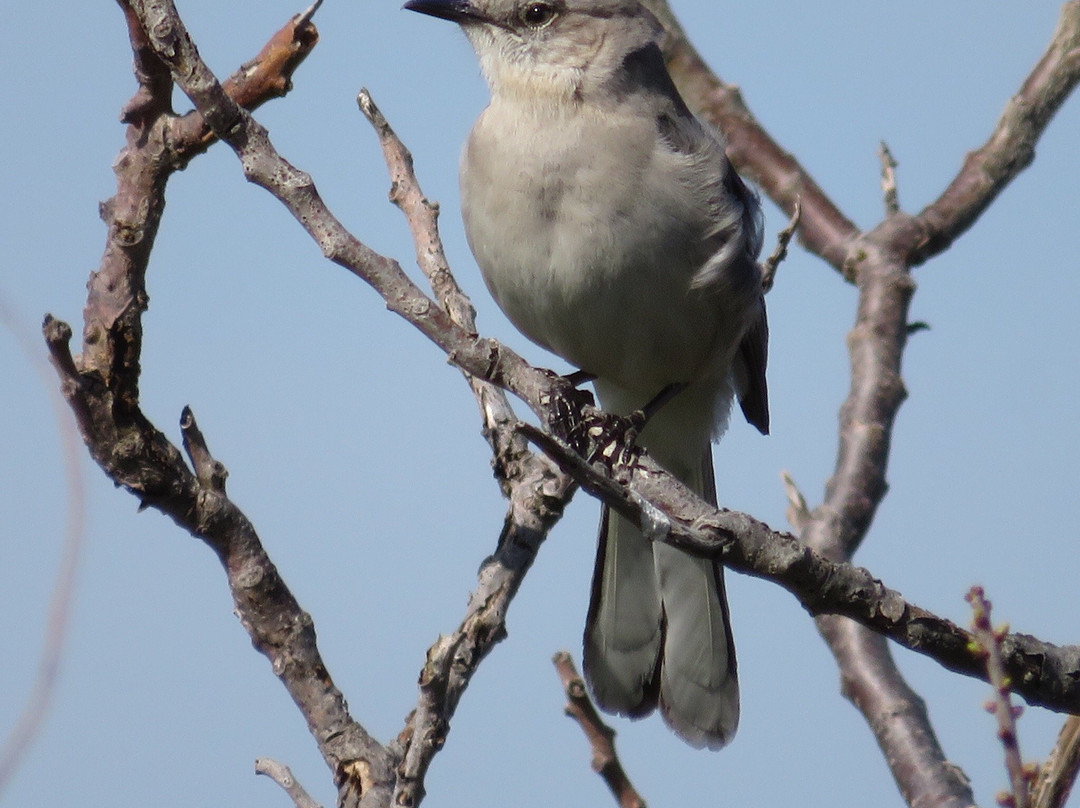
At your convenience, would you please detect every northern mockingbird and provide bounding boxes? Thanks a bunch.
[406,0,768,749]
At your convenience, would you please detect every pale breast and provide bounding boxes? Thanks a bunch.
[461,99,757,397]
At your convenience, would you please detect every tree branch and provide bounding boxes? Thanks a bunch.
[760,201,800,294]
[817,620,975,808]
[1032,716,1080,808]
[46,5,394,807]
[642,4,1079,807]
[256,757,323,808]
[553,652,646,808]
[804,7,1079,802]
[517,421,1080,716]
[913,1,1080,263]
[635,5,969,803]
[102,5,1080,808]
[879,142,901,217]
[636,36,946,807]
[356,88,578,807]
[121,0,1080,717]
[968,587,1036,808]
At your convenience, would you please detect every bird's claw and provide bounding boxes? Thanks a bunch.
[544,372,596,446]
[579,409,644,471]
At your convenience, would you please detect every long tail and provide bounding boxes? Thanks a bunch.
[582,394,739,749]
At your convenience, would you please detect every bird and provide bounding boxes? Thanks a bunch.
[405,0,768,749]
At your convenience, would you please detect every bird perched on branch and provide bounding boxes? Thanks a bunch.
[406,0,768,749]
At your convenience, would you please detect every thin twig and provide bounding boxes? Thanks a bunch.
[553,652,646,808]
[761,199,800,294]
[780,470,810,534]
[879,141,900,216]
[1032,716,1080,808]
[179,406,228,492]
[294,0,323,29]
[255,758,322,808]
[967,587,1035,808]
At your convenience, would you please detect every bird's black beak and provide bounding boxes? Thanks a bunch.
[403,0,476,23]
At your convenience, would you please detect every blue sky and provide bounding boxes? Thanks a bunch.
[3,2,1079,806]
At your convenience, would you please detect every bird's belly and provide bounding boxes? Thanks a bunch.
[461,111,752,399]
[474,217,735,397]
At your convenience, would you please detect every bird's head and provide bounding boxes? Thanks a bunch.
[405,0,662,102]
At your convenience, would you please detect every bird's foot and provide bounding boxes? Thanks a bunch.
[578,408,645,471]
[545,376,686,472]
[542,374,637,468]
[577,382,688,470]
[543,371,596,446]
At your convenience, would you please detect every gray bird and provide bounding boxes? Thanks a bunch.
[405,0,768,749]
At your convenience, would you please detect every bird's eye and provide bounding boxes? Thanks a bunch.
[519,1,557,28]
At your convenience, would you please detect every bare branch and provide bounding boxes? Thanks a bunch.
[629,14,975,795]
[180,406,228,492]
[127,2,571,437]
[914,1,1080,263]
[632,5,1076,803]
[553,652,646,808]
[46,316,394,803]
[392,446,575,808]
[968,588,1036,808]
[1032,716,1080,808]
[800,216,969,807]
[255,758,322,808]
[760,200,800,294]
[111,8,1080,808]
[816,618,978,808]
[879,142,900,216]
[357,90,477,333]
[800,5,1078,801]
[780,470,810,534]
[47,4,395,806]
[122,0,1080,719]
[356,87,578,808]
[517,422,1080,717]
[295,0,324,28]
[168,3,323,161]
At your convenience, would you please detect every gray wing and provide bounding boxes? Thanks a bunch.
[735,296,769,435]
[611,40,769,433]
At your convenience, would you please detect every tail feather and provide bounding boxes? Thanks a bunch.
[583,442,739,748]
[654,541,738,747]
[583,506,664,716]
